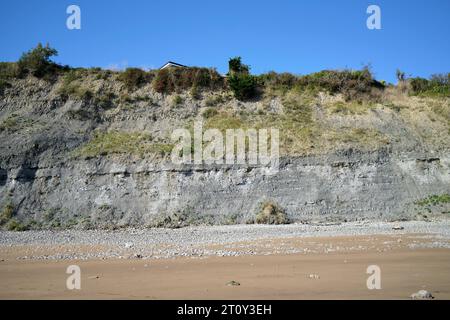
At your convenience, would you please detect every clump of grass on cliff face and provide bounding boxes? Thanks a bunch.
[171,94,183,107]
[415,194,450,207]
[325,127,389,146]
[255,201,288,225]
[57,70,93,100]
[0,202,14,225]
[430,100,450,126]
[326,100,375,115]
[0,79,12,96]
[0,116,19,132]
[0,115,35,133]
[73,131,173,159]
[0,202,28,231]
[199,92,317,155]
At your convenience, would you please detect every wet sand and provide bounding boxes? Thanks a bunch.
[1,235,449,299]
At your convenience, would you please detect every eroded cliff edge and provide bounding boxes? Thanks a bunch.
[1,74,449,229]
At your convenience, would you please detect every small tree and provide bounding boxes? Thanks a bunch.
[227,57,256,100]
[396,69,406,82]
[118,68,147,90]
[228,73,257,100]
[17,43,59,78]
[228,56,250,75]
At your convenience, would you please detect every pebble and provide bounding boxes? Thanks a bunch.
[124,242,134,249]
[1,221,450,261]
[410,290,434,300]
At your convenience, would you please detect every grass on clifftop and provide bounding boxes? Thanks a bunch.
[73,131,173,159]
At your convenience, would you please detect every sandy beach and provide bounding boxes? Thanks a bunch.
[1,221,450,299]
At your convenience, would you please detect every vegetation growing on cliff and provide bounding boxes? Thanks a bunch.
[410,75,450,97]
[255,201,289,224]
[2,44,449,103]
[152,67,225,94]
[73,131,173,159]
[0,44,448,158]
[227,57,258,100]
[415,194,450,206]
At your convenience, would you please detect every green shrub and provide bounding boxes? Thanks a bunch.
[6,219,28,231]
[57,70,91,100]
[92,91,115,109]
[226,57,257,100]
[296,68,383,101]
[202,107,218,118]
[255,201,288,224]
[205,94,225,107]
[118,68,151,90]
[257,68,385,101]
[58,82,92,101]
[0,62,19,79]
[0,202,14,225]
[228,73,257,100]
[0,79,11,96]
[0,116,19,132]
[258,71,298,92]
[172,95,183,107]
[415,194,450,206]
[228,56,250,75]
[409,74,450,97]
[152,67,225,94]
[58,71,114,107]
[190,85,201,100]
[396,69,406,82]
[0,62,19,95]
[17,43,60,79]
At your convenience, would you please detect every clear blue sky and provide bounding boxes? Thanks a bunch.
[1,0,449,83]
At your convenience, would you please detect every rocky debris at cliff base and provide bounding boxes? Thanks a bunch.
[1,220,450,261]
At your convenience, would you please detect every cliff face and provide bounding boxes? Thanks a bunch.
[1,75,449,229]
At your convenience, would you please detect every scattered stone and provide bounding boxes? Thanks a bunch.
[124,242,134,249]
[226,280,241,286]
[1,221,450,261]
[410,290,434,300]
[88,275,100,279]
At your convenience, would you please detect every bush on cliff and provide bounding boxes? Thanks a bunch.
[152,67,225,94]
[227,57,257,101]
[409,74,450,97]
[118,68,153,90]
[17,43,62,79]
[258,68,385,101]
[255,201,289,224]
[228,73,258,101]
